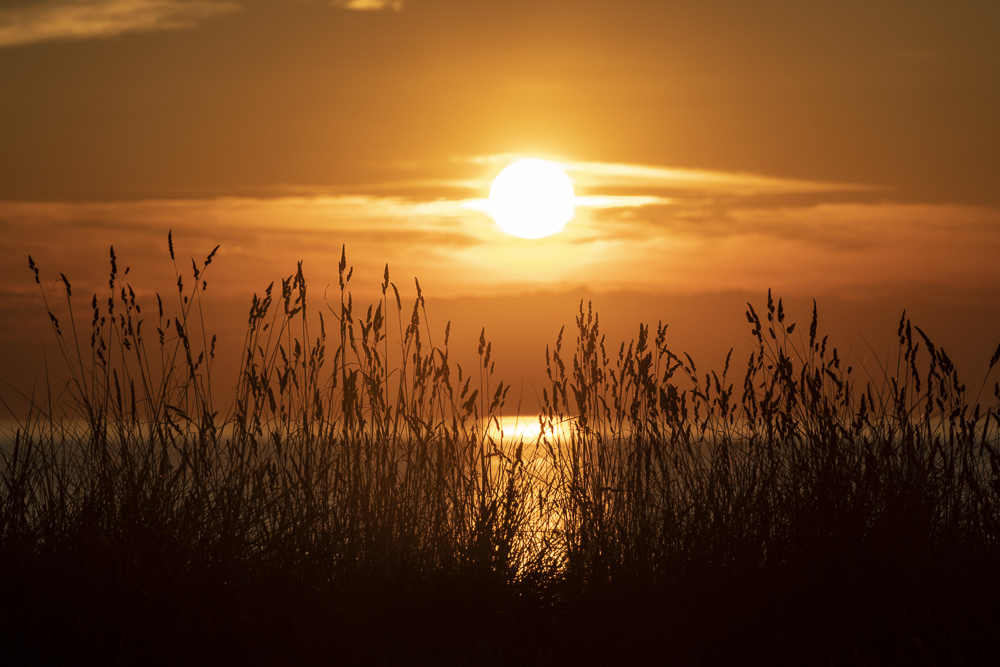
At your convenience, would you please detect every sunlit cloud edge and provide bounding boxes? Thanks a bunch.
[0,0,240,48]
[2,197,999,303]
[333,0,405,11]
[468,154,879,196]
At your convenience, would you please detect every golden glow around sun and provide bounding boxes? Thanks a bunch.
[487,159,576,239]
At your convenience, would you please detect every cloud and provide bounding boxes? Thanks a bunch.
[462,195,669,219]
[0,196,488,299]
[0,0,239,48]
[3,196,999,304]
[565,161,875,196]
[1,159,996,306]
[333,0,404,11]
[570,202,1000,298]
[466,154,877,197]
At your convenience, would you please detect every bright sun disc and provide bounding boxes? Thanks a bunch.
[487,159,576,239]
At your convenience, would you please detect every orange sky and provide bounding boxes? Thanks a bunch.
[2,0,999,415]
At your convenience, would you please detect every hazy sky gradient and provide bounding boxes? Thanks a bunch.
[2,0,998,413]
[3,0,998,201]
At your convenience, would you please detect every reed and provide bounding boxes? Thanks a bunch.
[3,237,999,665]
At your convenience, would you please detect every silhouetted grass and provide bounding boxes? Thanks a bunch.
[3,237,1000,666]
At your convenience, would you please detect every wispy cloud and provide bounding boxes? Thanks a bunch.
[470,155,875,196]
[3,196,998,302]
[573,202,1000,298]
[0,196,485,300]
[567,160,874,195]
[333,0,404,11]
[0,0,239,48]
[2,154,994,306]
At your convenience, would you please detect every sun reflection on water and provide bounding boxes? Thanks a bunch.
[475,414,583,571]
[484,414,576,443]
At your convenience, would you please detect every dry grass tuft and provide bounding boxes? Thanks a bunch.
[3,241,1000,665]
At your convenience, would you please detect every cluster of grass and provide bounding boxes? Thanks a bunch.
[2,237,1000,665]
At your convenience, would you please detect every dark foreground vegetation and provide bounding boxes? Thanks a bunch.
[3,238,1000,666]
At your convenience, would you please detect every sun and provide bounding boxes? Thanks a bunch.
[487,158,576,239]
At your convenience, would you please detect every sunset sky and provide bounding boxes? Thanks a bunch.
[2,0,998,413]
